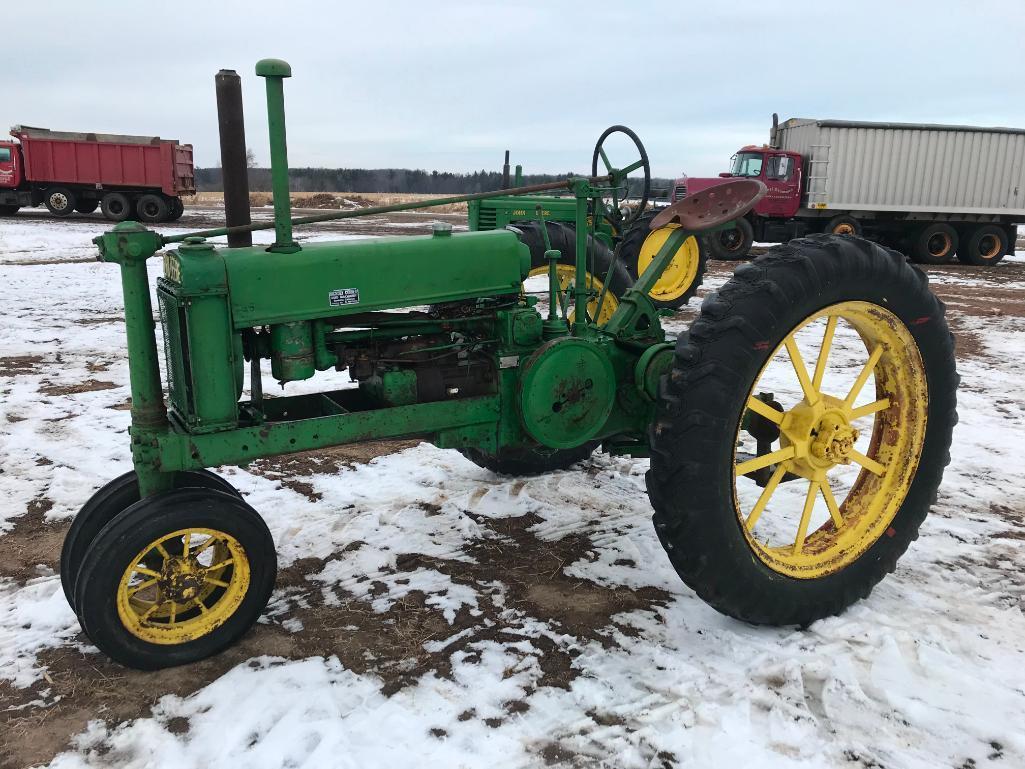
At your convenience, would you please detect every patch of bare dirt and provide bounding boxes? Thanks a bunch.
[0,355,43,376]
[0,501,66,583]
[39,380,117,396]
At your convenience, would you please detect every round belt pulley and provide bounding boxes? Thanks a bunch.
[518,338,616,449]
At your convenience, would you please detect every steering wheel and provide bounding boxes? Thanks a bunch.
[591,125,651,228]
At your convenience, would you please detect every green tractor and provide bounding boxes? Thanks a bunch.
[469,130,707,312]
[60,60,957,670]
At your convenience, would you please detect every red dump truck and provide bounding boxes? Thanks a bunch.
[0,126,194,223]
[673,115,1024,266]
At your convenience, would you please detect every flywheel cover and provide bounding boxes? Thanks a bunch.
[518,338,616,449]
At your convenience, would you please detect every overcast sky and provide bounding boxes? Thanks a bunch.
[4,1,1024,178]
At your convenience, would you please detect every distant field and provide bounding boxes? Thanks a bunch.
[189,191,469,214]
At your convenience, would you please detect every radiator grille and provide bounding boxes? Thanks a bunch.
[156,280,192,420]
[476,205,498,231]
[672,183,688,202]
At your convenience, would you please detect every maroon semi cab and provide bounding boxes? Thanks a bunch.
[673,114,1025,266]
[0,126,194,223]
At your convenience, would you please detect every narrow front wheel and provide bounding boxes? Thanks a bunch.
[74,488,277,669]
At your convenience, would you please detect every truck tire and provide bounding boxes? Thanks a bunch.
[618,210,707,310]
[0,204,19,216]
[44,187,77,217]
[137,194,169,223]
[956,224,1007,266]
[647,234,956,627]
[911,223,958,265]
[514,220,633,326]
[824,215,861,237]
[75,199,99,215]
[167,197,185,222]
[707,217,753,260]
[101,192,133,222]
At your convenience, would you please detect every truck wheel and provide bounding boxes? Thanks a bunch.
[0,204,19,216]
[618,210,707,310]
[460,442,599,476]
[707,216,753,260]
[60,469,244,610]
[956,224,1007,266]
[647,234,956,627]
[515,220,633,326]
[101,192,133,222]
[137,194,169,223]
[167,197,185,222]
[75,199,99,215]
[74,488,277,670]
[911,223,958,265]
[824,215,861,237]
[44,187,77,217]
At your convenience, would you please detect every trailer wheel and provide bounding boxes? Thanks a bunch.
[824,215,861,237]
[910,223,958,265]
[514,220,633,326]
[137,194,169,223]
[44,187,76,217]
[618,210,707,310]
[60,469,244,609]
[647,234,956,626]
[460,442,599,476]
[101,192,133,222]
[0,204,19,216]
[74,488,276,670]
[167,197,185,221]
[707,216,753,260]
[956,224,1007,266]
[75,199,99,215]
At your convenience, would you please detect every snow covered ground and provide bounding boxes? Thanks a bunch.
[1,211,1023,769]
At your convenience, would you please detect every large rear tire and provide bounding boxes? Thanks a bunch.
[136,193,169,223]
[101,192,133,222]
[647,234,957,626]
[460,442,598,476]
[514,220,633,326]
[956,224,1007,266]
[707,216,753,260]
[618,210,707,310]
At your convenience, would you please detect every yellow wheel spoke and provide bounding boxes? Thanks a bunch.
[196,599,209,615]
[139,603,162,624]
[785,337,820,404]
[181,532,191,556]
[820,480,845,529]
[205,576,230,588]
[207,558,234,572]
[736,446,796,477]
[154,542,171,560]
[844,345,883,407]
[745,461,790,531]
[169,601,177,624]
[127,577,158,596]
[793,480,819,554]
[812,315,838,391]
[133,566,161,578]
[849,398,890,420]
[193,536,219,557]
[849,449,886,476]
[747,396,784,425]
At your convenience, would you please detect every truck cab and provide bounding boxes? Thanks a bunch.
[674,146,803,220]
[0,141,23,189]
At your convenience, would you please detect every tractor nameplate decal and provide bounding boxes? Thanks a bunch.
[329,288,360,306]
[163,253,181,283]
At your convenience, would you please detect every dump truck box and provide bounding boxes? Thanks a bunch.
[11,126,195,197]
[775,119,1025,217]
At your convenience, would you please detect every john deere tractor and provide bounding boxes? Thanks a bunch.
[60,60,957,670]
[469,128,707,312]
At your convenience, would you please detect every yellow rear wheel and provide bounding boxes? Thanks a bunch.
[527,265,619,325]
[619,210,707,309]
[648,234,957,626]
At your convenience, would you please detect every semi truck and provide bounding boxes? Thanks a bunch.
[673,115,1025,265]
[0,126,194,223]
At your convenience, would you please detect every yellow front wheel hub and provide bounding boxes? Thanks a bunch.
[117,527,251,644]
[636,224,701,302]
[734,301,928,579]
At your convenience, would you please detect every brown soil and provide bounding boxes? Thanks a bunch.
[39,380,118,396]
[0,355,43,377]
